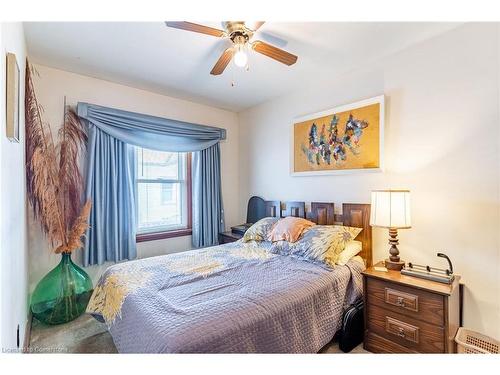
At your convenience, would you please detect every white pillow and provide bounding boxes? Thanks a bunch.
[336,240,362,266]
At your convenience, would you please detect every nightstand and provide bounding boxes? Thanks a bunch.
[362,262,461,353]
[218,231,243,244]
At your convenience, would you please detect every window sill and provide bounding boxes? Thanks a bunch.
[136,228,192,243]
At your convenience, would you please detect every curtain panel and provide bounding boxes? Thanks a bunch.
[78,102,226,266]
[192,143,225,247]
[83,126,137,266]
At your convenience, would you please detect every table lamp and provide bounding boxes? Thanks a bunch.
[370,190,411,271]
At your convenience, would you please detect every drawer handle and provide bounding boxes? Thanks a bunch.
[384,287,419,312]
[386,316,419,344]
[397,327,405,338]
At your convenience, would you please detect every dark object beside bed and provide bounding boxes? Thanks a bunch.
[228,196,268,235]
[339,298,364,352]
[221,196,279,241]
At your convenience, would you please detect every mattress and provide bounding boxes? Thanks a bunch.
[87,240,364,353]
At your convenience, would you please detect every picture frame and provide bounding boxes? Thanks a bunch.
[290,95,384,176]
[6,52,20,143]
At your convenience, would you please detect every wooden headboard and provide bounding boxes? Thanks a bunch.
[280,201,372,267]
[264,200,281,218]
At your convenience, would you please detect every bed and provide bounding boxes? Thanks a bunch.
[87,201,372,353]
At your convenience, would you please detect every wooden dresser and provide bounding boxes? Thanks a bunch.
[362,263,461,353]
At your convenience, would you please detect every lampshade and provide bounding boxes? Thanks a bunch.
[370,190,411,229]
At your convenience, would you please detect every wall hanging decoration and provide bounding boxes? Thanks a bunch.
[25,61,93,325]
[291,95,384,176]
[6,52,20,142]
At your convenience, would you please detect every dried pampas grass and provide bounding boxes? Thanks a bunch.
[55,200,91,254]
[25,60,90,253]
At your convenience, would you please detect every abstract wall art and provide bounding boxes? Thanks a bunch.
[291,95,384,175]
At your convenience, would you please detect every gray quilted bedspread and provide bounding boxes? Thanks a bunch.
[86,240,364,353]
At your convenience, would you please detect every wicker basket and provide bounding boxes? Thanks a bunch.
[455,327,500,353]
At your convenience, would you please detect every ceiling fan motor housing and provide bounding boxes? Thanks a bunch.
[224,21,253,44]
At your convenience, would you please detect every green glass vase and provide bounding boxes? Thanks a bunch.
[31,252,93,325]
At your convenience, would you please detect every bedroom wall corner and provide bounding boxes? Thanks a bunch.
[0,22,29,352]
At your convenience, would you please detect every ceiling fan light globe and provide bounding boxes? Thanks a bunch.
[234,50,248,68]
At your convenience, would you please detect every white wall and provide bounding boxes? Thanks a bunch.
[0,23,29,351]
[28,64,239,291]
[239,23,500,339]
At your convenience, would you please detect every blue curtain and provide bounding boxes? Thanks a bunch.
[78,102,226,266]
[192,143,225,247]
[83,125,137,266]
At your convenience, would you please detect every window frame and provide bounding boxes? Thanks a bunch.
[136,152,192,243]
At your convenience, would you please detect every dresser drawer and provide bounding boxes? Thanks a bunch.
[385,316,419,343]
[366,305,445,353]
[364,331,417,354]
[366,277,445,326]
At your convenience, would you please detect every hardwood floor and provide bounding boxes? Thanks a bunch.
[29,314,368,354]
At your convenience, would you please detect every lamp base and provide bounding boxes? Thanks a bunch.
[385,259,405,271]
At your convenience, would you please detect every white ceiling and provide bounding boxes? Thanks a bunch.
[24,22,460,112]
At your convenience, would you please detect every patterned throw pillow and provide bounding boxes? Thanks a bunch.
[271,225,362,267]
[242,217,279,242]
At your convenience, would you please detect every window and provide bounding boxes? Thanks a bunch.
[136,148,191,242]
[161,184,174,205]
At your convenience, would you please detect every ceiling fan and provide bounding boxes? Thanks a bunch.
[165,21,298,75]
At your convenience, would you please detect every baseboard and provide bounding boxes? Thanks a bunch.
[23,311,33,353]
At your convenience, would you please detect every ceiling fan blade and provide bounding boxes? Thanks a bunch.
[247,21,265,31]
[210,48,234,75]
[252,40,298,66]
[165,21,225,37]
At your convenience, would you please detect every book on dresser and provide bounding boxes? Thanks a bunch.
[362,262,462,353]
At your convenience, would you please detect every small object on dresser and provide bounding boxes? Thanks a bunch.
[374,266,388,272]
[362,262,461,353]
[401,252,455,284]
[370,190,411,271]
